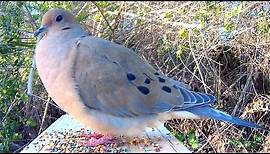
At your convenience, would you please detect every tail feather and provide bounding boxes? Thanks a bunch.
[185,106,267,130]
[175,85,215,106]
[171,81,267,130]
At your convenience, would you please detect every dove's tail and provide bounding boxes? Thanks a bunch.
[170,82,267,131]
[183,106,267,130]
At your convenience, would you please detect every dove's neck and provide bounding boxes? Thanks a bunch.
[47,23,88,40]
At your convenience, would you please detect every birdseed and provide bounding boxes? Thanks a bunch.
[30,129,162,153]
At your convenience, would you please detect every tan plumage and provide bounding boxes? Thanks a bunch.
[35,9,266,136]
[35,9,188,136]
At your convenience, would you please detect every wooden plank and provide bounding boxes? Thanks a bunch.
[20,114,191,153]
[145,126,174,153]
[157,125,191,153]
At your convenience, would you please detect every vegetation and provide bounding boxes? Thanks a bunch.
[0,1,269,153]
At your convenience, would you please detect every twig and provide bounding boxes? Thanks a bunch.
[13,142,30,153]
[91,1,114,33]
[38,97,50,135]
[167,64,181,76]
[110,2,125,41]
[2,89,28,122]
[31,94,61,109]
[164,21,202,29]
[75,2,89,17]
[178,56,213,92]
[232,71,253,116]
[188,29,209,93]
[148,2,193,14]
[192,121,216,153]
[27,55,36,96]
[23,3,38,30]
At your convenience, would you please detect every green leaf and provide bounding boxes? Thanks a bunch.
[190,139,199,149]
[231,4,242,17]
[254,134,263,143]
[177,8,186,15]
[224,22,235,33]
[178,28,188,39]
[243,141,252,148]
[97,1,110,8]
[229,139,241,147]
[176,45,187,58]
[257,19,269,34]
[76,12,88,22]
[25,117,36,128]
[163,11,173,20]
[20,93,28,102]
[165,124,173,132]
[174,132,185,142]
[12,133,22,140]
[187,130,198,149]
[93,13,102,22]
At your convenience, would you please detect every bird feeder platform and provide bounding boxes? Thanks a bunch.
[20,114,191,153]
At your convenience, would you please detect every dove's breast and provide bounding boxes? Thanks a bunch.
[35,36,86,113]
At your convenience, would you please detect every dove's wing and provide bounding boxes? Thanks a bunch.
[72,36,189,117]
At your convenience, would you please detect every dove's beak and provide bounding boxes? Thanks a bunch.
[34,26,48,37]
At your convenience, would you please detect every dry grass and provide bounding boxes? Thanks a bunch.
[19,1,270,153]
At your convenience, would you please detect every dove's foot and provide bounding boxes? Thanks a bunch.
[80,132,116,147]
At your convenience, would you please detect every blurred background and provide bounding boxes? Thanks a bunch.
[0,1,269,153]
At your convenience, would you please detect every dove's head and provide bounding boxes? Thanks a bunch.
[34,8,81,38]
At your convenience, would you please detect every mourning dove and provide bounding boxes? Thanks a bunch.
[34,9,266,143]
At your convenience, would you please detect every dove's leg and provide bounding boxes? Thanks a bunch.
[80,132,116,147]
[80,132,104,139]
[84,135,113,147]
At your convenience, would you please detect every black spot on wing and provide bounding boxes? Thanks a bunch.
[162,86,171,93]
[154,72,159,75]
[137,86,150,95]
[102,55,109,60]
[113,61,119,65]
[144,78,151,84]
[127,73,136,81]
[158,77,165,82]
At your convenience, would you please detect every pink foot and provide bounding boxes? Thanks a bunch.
[80,132,104,139]
[80,132,114,147]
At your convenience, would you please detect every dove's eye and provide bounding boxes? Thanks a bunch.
[55,15,63,22]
